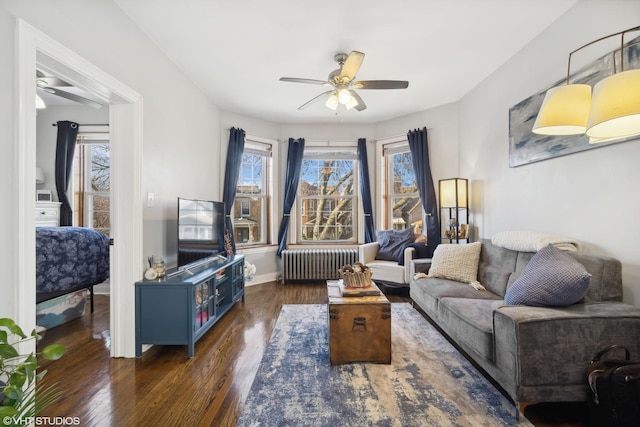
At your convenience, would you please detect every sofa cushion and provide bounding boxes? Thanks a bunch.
[428,242,484,289]
[477,240,518,297]
[375,228,415,262]
[410,277,502,320]
[504,244,591,307]
[438,298,505,361]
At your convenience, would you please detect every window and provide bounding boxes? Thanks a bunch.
[233,140,271,246]
[72,135,111,236]
[298,148,357,242]
[240,200,250,217]
[384,142,421,233]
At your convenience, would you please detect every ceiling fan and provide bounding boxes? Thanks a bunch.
[36,71,103,109]
[279,51,409,112]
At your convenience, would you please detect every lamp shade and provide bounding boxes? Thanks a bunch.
[35,167,45,185]
[439,178,467,208]
[338,88,351,105]
[586,69,640,138]
[532,84,592,135]
[325,93,339,111]
[345,94,359,110]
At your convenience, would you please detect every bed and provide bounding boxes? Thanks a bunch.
[36,226,110,312]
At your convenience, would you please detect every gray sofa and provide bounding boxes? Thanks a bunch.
[410,238,640,408]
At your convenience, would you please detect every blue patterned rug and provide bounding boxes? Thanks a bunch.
[238,303,531,426]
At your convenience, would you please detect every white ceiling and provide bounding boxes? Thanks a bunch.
[111,0,578,124]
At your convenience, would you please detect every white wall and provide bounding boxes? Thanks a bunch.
[0,1,222,319]
[0,7,17,316]
[458,0,640,305]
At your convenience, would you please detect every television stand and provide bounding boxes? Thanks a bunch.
[135,254,245,358]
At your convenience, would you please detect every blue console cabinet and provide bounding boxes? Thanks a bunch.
[135,255,244,358]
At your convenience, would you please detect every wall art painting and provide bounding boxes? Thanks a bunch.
[508,35,640,167]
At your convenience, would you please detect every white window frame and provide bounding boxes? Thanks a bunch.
[233,138,272,247]
[295,146,358,244]
[74,132,110,235]
[383,140,421,231]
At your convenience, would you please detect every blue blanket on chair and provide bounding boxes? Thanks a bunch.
[398,242,433,265]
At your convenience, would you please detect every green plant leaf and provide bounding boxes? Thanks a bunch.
[0,343,19,359]
[41,344,65,361]
[13,382,36,420]
[0,318,64,420]
[34,381,63,415]
[4,384,23,402]
[30,329,43,342]
[8,370,26,388]
[0,405,18,418]
[0,319,26,339]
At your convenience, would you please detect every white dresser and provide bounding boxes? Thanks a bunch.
[35,201,61,227]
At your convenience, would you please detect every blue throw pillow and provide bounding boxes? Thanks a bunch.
[375,228,415,262]
[504,244,591,307]
[397,242,432,265]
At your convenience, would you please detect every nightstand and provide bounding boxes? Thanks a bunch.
[35,201,61,227]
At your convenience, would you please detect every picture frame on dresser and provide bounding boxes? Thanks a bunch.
[36,189,53,201]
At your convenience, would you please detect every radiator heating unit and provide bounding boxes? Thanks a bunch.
[282,249,358,281]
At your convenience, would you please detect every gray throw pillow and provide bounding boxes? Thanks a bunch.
[375,228,415,262]
[504,244,591,307]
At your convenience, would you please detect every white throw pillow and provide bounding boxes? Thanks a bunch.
[428,242,485,290]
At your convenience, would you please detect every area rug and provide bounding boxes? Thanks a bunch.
[237,303,531,426]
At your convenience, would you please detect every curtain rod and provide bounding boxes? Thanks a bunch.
[52,123,109,127]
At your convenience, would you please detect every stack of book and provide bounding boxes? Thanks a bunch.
[337,279,381,297]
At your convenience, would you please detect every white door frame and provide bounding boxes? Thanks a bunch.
[16,20,143,357]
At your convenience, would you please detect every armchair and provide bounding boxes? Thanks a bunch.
[359,243,415,285]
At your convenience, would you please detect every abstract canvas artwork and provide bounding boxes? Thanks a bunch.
[508,36,640,167]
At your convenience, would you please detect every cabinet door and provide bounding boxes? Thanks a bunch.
[138,286,190,344]
[195,282,210,328]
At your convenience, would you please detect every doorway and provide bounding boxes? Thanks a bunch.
[17,20,143,357]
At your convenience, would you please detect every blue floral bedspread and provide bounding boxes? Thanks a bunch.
[36,227,110,294]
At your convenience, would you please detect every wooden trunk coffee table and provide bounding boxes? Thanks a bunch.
[326,280,391,365]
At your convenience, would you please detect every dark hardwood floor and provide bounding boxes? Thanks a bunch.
[38,282,589,426]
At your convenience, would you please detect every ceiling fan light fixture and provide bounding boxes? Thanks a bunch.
[325,93,339,110]
[338,88,351,105]
[345,93,359,110]
[280,50,408,114]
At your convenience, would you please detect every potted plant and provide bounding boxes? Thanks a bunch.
[0,318,65,425]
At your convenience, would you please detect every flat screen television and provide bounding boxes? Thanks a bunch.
[177,197,225,269]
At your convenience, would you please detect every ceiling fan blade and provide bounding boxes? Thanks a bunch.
[349,91,367,111]
[36,77,72,88]
[41,87,103,109]
[340,51,365,81]
[298,90,333,110]
[280,77,332,86]
[352,80,409,90]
